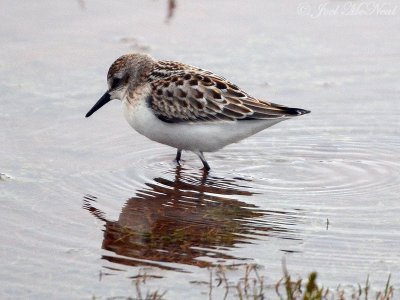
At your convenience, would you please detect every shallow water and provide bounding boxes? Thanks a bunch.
[1,0,399,298]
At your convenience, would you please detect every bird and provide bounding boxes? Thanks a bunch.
[85,53,310,171]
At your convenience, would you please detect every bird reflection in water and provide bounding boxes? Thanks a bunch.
[83,166,298,271]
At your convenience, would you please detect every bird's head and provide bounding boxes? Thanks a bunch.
[85,53,154,118]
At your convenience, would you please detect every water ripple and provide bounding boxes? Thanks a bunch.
[220,138,400,197]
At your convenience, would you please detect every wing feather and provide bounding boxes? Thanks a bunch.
[148,66,306,123]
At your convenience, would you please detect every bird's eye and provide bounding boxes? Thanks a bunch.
[111,77,122,89]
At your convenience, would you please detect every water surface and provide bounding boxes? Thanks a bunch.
[1,0,399,298]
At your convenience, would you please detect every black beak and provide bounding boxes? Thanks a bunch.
[85,92,111,118]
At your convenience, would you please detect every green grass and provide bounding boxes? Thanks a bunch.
[127,264,394,300]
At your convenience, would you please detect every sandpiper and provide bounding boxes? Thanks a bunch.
[86,53,310,171]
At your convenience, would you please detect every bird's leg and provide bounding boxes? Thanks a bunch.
[175,149,182,164]
[196,151,211,171]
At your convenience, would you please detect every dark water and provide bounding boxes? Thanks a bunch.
[1,0,399,298]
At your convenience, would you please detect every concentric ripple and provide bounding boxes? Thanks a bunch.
[219,137,400,198]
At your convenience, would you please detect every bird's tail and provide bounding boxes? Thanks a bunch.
[279,107,311,116]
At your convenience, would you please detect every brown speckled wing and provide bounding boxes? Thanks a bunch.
[149,65,305,123]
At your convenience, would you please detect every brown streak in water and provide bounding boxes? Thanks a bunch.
[166,0,177,23]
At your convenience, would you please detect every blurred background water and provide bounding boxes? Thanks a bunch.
[1,0,399,298]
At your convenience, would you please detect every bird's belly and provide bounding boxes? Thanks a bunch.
[123,100,285,152]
